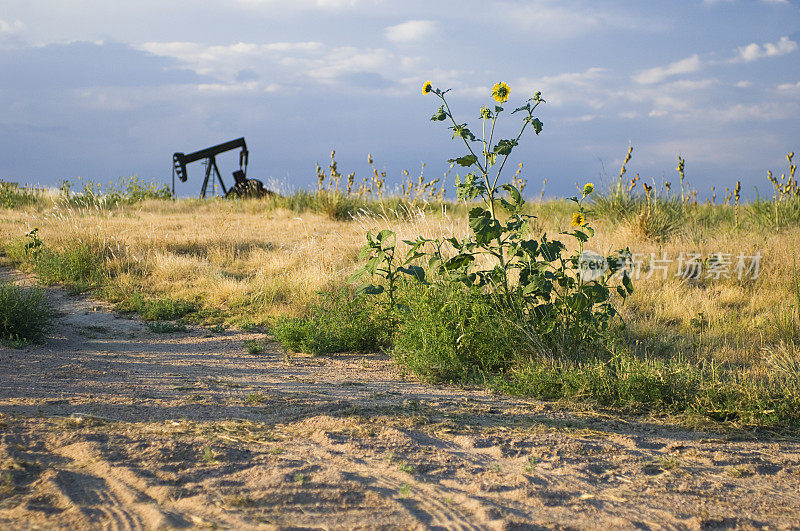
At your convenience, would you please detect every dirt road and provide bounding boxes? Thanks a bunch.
[1,270,799,529]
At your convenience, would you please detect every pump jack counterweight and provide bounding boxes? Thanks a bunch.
[172,138,271,199]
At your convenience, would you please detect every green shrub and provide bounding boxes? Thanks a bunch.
[393,283,527,382]
[117,294,198,321]
[57,176,171,209]
[117,175,172,203]
[2,230,104,293]
[0,280,52,344]
[32,244,105,292]
[244,339,266,354]
[272,289,390,355]
[0,183,44,209]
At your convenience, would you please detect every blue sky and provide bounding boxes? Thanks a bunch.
[1,0,798,198]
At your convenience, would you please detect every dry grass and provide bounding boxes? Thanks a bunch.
[1,195,799,377]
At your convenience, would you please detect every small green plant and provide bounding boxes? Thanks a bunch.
[293,473,308,485]
[0,280,52,345]
[146,320,187,333]
[398,461,416,474]
[238,319,258,331]
[397,483,411,498]
[0,471,14,497]
[23,228,42,259]
[201,447,216,463]
[524,456,538,473]
[658,455,679,471]
[119,294,198,321]
[245,393,267,404]
[244,339,266,355]
[728,466,754,478]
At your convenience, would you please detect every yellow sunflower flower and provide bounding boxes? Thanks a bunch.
[571,212,585,227]
[422,81,433,95]
[491,82,510,103]
[582,183,594,196]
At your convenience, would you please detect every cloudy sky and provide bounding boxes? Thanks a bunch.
[1,0,798,198]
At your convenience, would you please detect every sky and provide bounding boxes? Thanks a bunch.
[1,0,799,199]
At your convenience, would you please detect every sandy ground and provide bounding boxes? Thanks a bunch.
[1,269,800,530]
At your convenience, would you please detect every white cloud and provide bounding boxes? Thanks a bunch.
[735,80,754,88]
[0,19,25,35]
[385,20,437,44]
[709,102,794,122]
[492,1,658,39]
[633,55,701,84]
[731,36,797,63]
[138,40,423,94]
[140,41,325,78]
[516,67,609,106]
[778,81,800,91]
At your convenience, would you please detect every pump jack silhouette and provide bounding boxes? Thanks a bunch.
[172,138,271,198]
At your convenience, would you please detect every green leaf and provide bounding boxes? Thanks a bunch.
[572,229,589,243]
[616,286,628,299]
[365,256,380,275]
[518,239,539,259]
[584,283,609,303]
[493,139,518,156]
[444,254,474,270]
[512,103,531,114]
[358,284,385,295]
[499,198,516,214]
[448,154,478,167]
[528,117,544,134]
[348,267,367,283]
[455,172,485,200]
[399,265,426,283]
[501,183,523,207]
[471,217,502,245]
[451,123,476,142]
[446,236,463,250]
[622,272,634,294]
[431,106,448,121]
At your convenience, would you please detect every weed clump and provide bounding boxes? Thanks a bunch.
[117,294,198,321]
[393,284,526,382]
[272,289,390,355]
[0,183,45,209]
[0,280,52,345]
[4,228,106,293]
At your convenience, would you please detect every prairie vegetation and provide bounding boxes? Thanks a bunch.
[2,153,799,431]
[1,83,798,431]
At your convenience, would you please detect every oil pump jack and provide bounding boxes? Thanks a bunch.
[172,138,271,198]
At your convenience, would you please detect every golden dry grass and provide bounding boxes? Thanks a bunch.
[1,195,799,371]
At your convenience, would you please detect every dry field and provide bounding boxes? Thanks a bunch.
[2,197,798,366]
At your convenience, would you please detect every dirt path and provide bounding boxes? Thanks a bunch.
[1,270,800,530]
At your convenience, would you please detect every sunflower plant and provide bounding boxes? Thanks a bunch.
[356,81,632,353]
